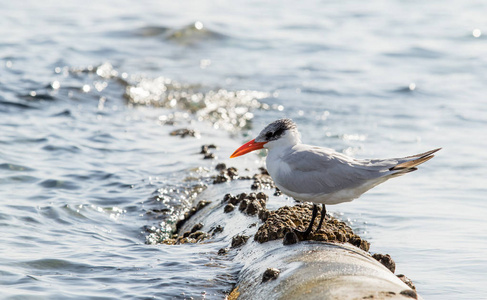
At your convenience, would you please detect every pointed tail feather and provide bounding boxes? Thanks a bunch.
[389,148,441,171]
[402,148,442,160]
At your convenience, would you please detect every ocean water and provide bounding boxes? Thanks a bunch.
[1,0,486,299]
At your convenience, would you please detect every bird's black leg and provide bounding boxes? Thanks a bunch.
[316,204,327,232]
[295,203,318,238]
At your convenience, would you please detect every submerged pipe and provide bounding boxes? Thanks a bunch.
[175,177,421,300]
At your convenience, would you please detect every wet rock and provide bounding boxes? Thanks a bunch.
[283,231,298,245]
[177,237,190,244]
[213,174,229,184]
[239,199,248,211]
[251,173,275,190]
[149,208,171,214]
[163,228,210,245]
[200,144,217,159]
[170,128,198,138]
[259,167,269,175]
[258,209,270,222]
[218,247,230,255]
[262,268,280,282]
[245,201,261,215]
[238,193,247,201]
[160,203,212,245]
[203,153,215,159]
[399,289,418,299]
[254,203,370,252]
[251,182,261,190]
[224,203,235,213]
[248,223,257,228]
[195,200,210,211]
[224,192,268,217]
[256,192,268,201]
[349,236,370,252]
[231,234,249,248]
[200,144,217,154]
[215,163,226,171]
[274,187,282,196]
[226,167,238,179]
[213,166,239,183]
[190,223,204,233]
[223,193,239,205]
[248,167,275,190]
[142,225,158,234]
[223,193,232,202]
[372,253,396,273]
[176,200,211,232]
[229,196,240,206]
[397,274,416,291]
[188,231,208,240]
[209,225,224,235]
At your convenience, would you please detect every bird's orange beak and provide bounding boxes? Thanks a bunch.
[230,139,267,158]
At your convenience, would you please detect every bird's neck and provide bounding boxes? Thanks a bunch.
[265,132,300,182]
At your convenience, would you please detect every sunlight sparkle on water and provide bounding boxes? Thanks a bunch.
[342,134,367,141]
[200,59,211,69]
[98,97,106,110]
[95,81,108,92]
[51,81,60,90]
[194,21,204,30]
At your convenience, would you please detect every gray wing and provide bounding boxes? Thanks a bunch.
[274,145,398,195]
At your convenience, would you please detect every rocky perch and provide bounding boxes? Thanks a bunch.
[157,165,421,300]
[254,203,370,251]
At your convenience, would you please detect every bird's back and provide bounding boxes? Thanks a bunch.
[266,144,438,205]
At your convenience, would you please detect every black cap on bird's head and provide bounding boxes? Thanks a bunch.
[230,118,299,158]
[255,118,297,143]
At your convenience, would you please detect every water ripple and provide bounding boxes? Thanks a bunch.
[42,144,81,153]
[39,206,72,225]
[21,259,98,273]
[2,175,39,184]
[0,163,34,172]
[50,109,72,117]
[134,25,170,37]
[0,100,37,110]
[384,46,445,59]
[39,179,80,190]
[163,22,227,45]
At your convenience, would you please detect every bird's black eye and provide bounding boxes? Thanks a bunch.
[274,128,284,137]
[265,132,273,139]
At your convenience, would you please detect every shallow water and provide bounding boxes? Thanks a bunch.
[1,0,487,299]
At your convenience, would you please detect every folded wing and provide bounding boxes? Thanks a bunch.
[274,145,440,195]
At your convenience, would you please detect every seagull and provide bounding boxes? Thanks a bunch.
[230,118,440,237]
